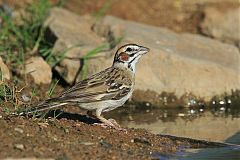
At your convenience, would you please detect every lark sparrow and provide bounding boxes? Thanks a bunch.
[20,44,149,129]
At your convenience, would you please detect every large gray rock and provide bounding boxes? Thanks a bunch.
[93,16,240,101]
[46,8,240,102]
[45,8,107,84]
[200,7,240,47]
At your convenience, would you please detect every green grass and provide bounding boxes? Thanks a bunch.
[47,79,59,97]
[0,69,18,111]
[0,0,69,71]
[0,0,123,115]
[81,44,109,79]
[0,0,60,112]
[80,36,123,79]
[0,0,51,69]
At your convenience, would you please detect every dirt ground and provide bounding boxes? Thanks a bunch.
[0,78,229,159]
[0,0,239,159]
[0,110,182,160]
[0,107,227,159]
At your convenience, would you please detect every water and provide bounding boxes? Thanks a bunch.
[152,145,240,160]
[106,102,240,159]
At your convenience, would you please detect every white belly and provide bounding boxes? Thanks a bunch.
[79,90,133,112]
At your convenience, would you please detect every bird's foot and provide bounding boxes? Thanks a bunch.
[94,118,125,131]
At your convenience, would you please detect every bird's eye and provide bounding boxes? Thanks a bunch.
[126,47,132,52]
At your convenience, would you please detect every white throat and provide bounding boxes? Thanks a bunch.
[113,62,137,73]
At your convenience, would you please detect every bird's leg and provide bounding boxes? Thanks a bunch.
[95,109,122,130]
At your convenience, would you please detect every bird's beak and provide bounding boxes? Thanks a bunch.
[139,46,150,54]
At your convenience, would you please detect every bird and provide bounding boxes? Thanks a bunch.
[19,44,150,129]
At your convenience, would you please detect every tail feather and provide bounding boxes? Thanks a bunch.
[18,98,68,116]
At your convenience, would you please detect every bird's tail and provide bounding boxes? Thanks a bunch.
[17,97,68,116]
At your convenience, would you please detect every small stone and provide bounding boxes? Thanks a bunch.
[21,94,30,102]
[178,113,185,117]
[128,115,133,121]
[14,127,24,134]
[14,144,24,150]
[38,122,49,128]
[75,123,81,127]
[99,140,112,148]
[25,57,52,84]
[133,137,152,146]
[64,128,69,133]
[163,112,168,118]
[80,142,94,145]
[0,57,10,80]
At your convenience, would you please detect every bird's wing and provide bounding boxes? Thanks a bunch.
[58,67,133,103]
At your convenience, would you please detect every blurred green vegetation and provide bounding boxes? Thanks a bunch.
[0,0,51,69]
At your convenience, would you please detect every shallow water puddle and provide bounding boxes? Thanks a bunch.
[105,103,240,159]
[152,145,240,160]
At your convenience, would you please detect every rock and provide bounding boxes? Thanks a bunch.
[14,144,24,151]
[45,8,107,84]
[0,57,10,80]
[93,16,240,101]
[200,7,240,47]
[14,127,24,134]
[21,94,31,102]
[44,8,240,102]
[25,57,52,84]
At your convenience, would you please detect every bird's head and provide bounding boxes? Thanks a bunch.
[113,44,149,72]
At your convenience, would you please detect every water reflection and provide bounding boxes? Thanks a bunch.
[105,102,240,159]
[152,144,240,160]
[105,103,240,142]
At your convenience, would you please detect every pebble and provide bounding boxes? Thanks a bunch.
[64,128,69,133]
[99,140,112,148]
[163,112,168,118]
[21,94,31,102]
[75,123,81,127]
[80,142,95,146]
[133,137,152,146]
[14,127,24,134]
[14,144,24,151]
[128,115,133,121]
[38,122,49,128]
[178,113,185,117]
